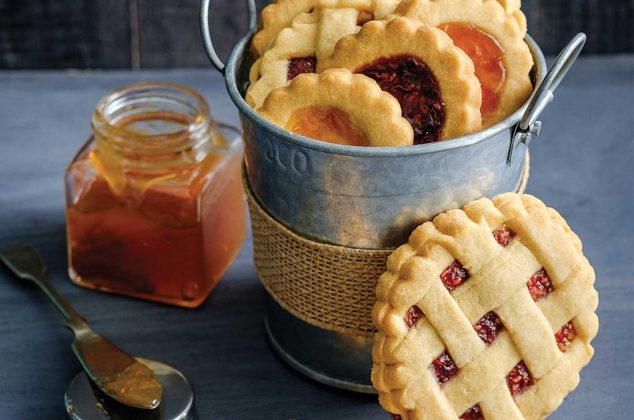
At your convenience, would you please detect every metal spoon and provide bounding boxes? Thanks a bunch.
[0,245,163,410]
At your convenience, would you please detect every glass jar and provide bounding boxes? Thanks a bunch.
[65,82,246,308]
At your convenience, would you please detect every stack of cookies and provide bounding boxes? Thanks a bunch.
[247,0,534,147]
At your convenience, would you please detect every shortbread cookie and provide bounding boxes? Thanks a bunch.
[251,0,400,57]
[246,13,318,109]
[248,4,394,109]
[394,0,533,127]
[497,0,527,34]
[372,193,598,419]
[258,69,414,146]
[319,18,482,143]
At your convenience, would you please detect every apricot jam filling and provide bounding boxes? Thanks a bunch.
[439,23,506,121]
[357,54,445,144]
[286,106,369,146]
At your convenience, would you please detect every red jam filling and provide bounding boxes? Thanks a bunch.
[439,23,506,122]
[460,404,484,420]
[506,361,533,396]
[358,54,445,144]
[405,305,425,328]
[492,224,515,247]
[287,56,316,80]
[555,322,577,352]
[389,414,402,420]
[440,260,470,292]
[527,268,554,301]
[356,10,374,26]
[474,311,504,345]
[431,351,459,385]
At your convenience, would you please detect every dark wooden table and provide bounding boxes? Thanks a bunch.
[0,56,632,419]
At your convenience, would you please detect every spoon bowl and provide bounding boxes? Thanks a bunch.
[0,245,163,410]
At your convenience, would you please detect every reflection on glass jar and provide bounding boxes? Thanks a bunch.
[65,82,246,308]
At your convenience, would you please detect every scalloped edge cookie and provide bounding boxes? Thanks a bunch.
[258,69,414,146]
[246,12,318,109]
[394,0,533,127]
[372,193,598,419]
[319,17,482,141]
[497,0,527,34]
[251,0,400,57]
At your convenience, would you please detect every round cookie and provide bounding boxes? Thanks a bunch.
[372,193,598,419]
[258,69,414,147]
[246,13,319,109]
[497,0,527,34]
[251,0,400,57]
[394,0,533,127]
[319,17,482,143]
[248,5,395,109]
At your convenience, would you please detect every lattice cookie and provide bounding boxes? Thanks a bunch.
[251,0,400,57]
[393,0,533,127]
[258,69,414,146]
[372,193,598,419]
[319,17,482,143]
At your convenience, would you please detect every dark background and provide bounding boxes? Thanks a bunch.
[0,0,632,70]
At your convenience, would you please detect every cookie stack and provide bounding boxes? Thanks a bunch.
[247,0,534,147]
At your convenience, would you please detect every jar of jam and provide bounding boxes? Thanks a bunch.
[65,82,246,307]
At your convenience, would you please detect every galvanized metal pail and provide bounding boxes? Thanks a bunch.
[201,0,586,393]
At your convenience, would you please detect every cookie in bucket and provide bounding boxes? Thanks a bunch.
[319,18,483,143]
[257,69,414,146]
[393,0,534,127]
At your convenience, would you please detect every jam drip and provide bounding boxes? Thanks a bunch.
[474,312,504,345]
[492,224,515,247]
[389,414,402,420]
[440,260,470,292]
[287,56,317,80]
[358,54,445,144]
[527,268,554,301]
[506,361,533,396]
[555,322,577,352]
[460,404,484,420]
[439,23,506,122]
[405,305,425,328]
[431,351,459,386]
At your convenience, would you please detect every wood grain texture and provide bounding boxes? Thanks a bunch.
[0,0,131,69]
[0,0,632,69]
[0,58,632,417]
[523,0,634,54]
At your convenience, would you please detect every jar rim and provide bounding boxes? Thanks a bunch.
[92,81,212,146]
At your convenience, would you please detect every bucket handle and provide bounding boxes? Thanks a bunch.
[507,33,586,163]
[200,0,257,74]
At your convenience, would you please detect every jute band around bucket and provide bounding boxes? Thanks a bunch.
[244,154,530,338]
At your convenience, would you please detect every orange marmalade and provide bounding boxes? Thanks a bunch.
[439,23,506,122]
[286,106,369,146]
[65,83,246,308]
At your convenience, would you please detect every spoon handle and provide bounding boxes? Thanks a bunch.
[0,246,87,331]
[30,275,89,331]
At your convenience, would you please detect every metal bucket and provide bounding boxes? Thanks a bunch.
[201,0,586,393]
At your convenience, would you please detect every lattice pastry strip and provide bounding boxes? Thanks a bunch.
[372,194,598,419]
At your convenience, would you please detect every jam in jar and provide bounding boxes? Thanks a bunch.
[65,83,246,307]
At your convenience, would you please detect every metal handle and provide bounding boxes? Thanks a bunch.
[508,33,586,163]
[200,0,257,74]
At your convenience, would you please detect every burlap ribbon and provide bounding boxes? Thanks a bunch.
[245,153,530,337]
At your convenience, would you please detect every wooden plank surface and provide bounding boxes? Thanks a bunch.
[0,56,632,418]
[0,0,632,69]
